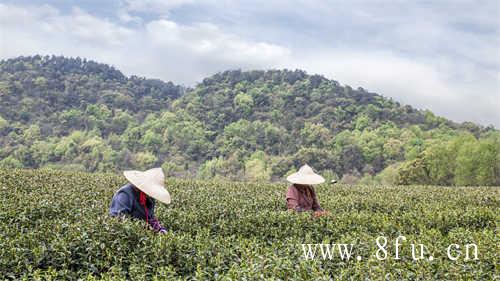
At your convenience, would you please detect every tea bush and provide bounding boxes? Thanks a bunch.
[0,169,498,280]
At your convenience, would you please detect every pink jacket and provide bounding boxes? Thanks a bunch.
[286,184,322,212]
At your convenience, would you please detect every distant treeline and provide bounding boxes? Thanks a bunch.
[0,55,498,185]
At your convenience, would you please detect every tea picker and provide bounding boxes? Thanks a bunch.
[109,168,170,233]
[285,164,328,218]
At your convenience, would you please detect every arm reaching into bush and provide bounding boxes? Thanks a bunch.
[109,168,171,233]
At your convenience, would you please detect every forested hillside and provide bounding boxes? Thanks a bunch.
[0,55,498,185]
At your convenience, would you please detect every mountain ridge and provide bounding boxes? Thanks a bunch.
[0,55,498,186]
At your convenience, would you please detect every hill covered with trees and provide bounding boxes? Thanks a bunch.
[0,55,498,185]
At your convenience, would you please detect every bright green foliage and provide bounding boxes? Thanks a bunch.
[162,162,181,177]
[397,133,500,186]
[0,56,498,185]
[300,122,331,147]
[360,164,400,185]
[0,115,7,131]
[0,156,23,168]
[233,92,254,116]
[244,151,271,181]
[0,169,498,279]
[197,157,229,179]
[354,114,371,131]
[134,151,158,170]
[425,142,456,185]
[140,130,163,152]
[454,139,480,186]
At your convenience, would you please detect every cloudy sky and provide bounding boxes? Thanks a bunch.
[1,0,499,127]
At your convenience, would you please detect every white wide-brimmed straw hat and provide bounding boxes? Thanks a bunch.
[286,164,325,185]
[123,167,171,204]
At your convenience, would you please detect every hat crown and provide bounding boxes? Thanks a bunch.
[123,167,171,204]
[147,168,164,184]
[298,164,315,175]
[286,164,325,185]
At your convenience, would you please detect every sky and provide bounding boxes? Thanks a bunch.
[1,0,499,127]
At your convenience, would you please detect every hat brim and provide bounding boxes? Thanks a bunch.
[286,173,325,185]
[124,170,171,204]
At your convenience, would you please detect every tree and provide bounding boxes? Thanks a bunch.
[197,153,242,180]
[424,142,455,185]
[244,151,271,181]
[134,151,157,169]
[1,56,498,185]
[141,130,162,152]
[300,122,331,147]
[383,138,403,161]
[354,114,371,131]
[30,140,56,166]
[0,155,23,168]
[234,92,254,116]
[217,120,256,156]
[454,139,479,186]
[162,161,182,177]
[396,157,429,185]
[472,140,497,186]
[0,115,8,132]
[293,147,337,172]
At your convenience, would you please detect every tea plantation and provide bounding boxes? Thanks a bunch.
[0,169,498,280]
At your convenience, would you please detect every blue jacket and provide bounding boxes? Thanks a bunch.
[109,183,156,221]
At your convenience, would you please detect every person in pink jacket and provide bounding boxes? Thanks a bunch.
[285,164,327,217]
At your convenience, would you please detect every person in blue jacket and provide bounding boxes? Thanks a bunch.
[109,167,171,233]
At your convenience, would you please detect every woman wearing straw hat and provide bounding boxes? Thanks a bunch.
[109,168,170,233]
[286,164,327,217]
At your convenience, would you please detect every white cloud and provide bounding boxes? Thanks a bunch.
[286,50,500,127]
[127,19,290,83]
[0,3,290,84]
[145,20,289,64]
[0,3,134,53]
[123,0,194,14]
[0,2,498,127]
[117,0,195,23]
